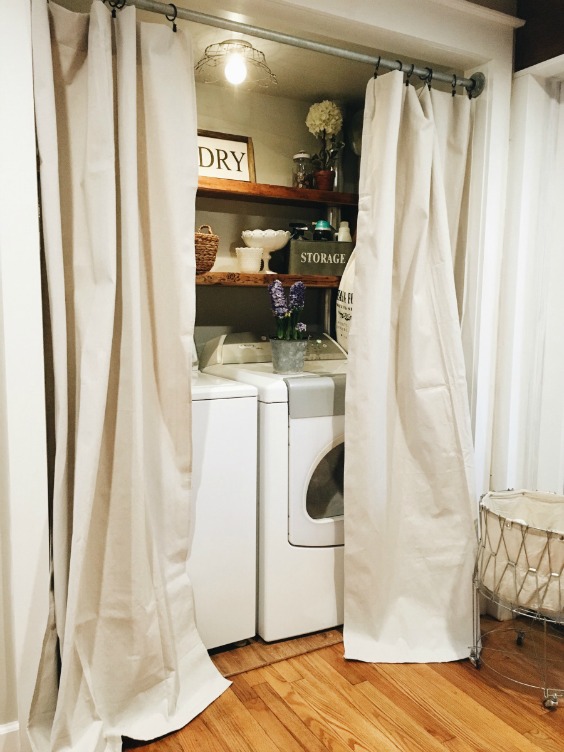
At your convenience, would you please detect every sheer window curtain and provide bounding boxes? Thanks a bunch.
[344,71,477,662]
[29,2,229,749]
[491,74,564,494]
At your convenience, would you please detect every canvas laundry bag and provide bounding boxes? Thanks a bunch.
[335,247,356,352]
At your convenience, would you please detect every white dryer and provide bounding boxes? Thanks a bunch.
[187,371,258,650]
[200,333,346,642]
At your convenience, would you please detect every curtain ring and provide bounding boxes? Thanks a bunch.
[405,63,415,87]
[395,59,403,73]
[426,68,433,90]
[166,3,178,32]
[373,56,381,79]
[451,74,457,97]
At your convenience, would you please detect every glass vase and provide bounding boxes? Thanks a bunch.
[270,338,308,374]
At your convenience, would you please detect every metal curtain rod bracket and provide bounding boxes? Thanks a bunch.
[124,0,486,98]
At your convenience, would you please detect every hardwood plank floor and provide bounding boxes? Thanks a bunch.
[125,618,564,752]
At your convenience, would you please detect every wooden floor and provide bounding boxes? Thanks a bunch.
[125,618,564,752]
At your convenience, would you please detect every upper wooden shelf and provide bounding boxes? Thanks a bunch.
[197,177,358,208]
[196,272,340,288]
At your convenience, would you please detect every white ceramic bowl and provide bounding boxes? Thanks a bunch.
[241,229,291,252]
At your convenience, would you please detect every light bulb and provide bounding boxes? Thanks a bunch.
[224,52,247,85]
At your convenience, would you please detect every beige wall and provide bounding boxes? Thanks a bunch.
[194,83,355,340]
[197,83,320,187]
[195,83,359,272]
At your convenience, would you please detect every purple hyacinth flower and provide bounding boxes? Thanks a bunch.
[289,281,306,310]
[268,280,288,318]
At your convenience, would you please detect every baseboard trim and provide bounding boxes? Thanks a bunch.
[0,724,19,737]
[0,723,20,752]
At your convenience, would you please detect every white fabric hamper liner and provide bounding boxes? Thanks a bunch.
[476,490,564,617]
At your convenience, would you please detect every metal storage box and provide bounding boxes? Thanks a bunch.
[288,240,354,276]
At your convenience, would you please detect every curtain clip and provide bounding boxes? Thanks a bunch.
[419,67,433,90]
[108,0,125,18]
[373,56,381,79]
[166,3,178,32]
[405,63,415,87]
[451,74,457,97]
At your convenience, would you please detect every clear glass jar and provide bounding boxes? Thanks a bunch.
[292,151,314,189]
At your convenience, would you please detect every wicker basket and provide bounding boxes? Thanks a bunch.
[195,224,219,275]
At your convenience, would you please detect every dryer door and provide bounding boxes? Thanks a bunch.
[286,375,345,547]
[288,417,344,546]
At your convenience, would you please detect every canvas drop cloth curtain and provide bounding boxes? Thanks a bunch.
[28,2,229,749]
[344,71,477,663]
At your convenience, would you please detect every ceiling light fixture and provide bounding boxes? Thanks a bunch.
[195,39,277,89]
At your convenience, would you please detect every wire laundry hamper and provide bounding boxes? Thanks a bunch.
[471,489,564,709]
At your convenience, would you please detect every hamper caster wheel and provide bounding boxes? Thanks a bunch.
[469,650,481,669]
[543,694,559,710]
[516,630,525,647]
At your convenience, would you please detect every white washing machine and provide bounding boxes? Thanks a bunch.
[200,333,346,642]
[187,371,258,650]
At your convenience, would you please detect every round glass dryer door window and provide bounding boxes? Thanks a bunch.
[288,416,345,547]
[306,442,344,520]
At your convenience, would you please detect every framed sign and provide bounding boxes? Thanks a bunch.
[197,130,256,182]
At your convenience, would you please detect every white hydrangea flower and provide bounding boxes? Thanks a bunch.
[306,100,343,137]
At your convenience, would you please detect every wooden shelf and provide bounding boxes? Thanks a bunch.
[196,272,340,288]
[197,176,358,208]
[195,178,355,288]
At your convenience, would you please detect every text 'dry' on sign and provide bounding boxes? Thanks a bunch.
[197,130,256,182]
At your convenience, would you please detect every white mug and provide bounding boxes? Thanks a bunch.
[236,246,263,273]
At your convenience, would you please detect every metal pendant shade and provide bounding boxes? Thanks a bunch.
[195,39,278,88]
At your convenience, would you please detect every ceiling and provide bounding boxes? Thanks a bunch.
[55,0,519,106]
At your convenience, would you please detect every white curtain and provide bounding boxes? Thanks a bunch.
[491,74,564,493]
[29,2,229,749]
[344,71,476,663]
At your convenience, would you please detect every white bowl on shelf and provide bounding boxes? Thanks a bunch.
[241,229,291,273]
[241,229,291,251]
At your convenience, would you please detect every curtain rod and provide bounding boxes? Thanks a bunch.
[120,0,486,98]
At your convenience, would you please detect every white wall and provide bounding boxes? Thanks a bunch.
[0,348,18,747]
[0,2,49,751]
